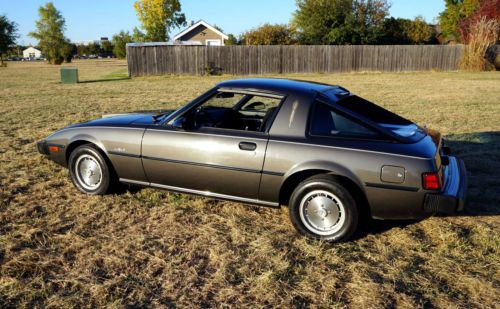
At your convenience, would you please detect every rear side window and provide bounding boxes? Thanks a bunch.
[334,94,412,125]
[310,102,379,138]
[332,95,426,140]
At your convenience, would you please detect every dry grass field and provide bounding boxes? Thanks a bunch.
[0,60,499,308]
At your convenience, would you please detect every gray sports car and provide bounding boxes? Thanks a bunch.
[37,78,467,241]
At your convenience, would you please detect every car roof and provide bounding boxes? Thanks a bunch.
[217,78,341,95]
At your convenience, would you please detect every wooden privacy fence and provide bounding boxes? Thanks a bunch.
[126,44,465,77]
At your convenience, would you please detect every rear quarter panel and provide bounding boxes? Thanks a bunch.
[260,138,434,219]
[261,91,436,219]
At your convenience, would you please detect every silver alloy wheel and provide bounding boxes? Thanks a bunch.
[299,190,346,236]
[74,154,102,191]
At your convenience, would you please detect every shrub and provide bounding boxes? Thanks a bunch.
[202,62,222,76]
[241,24,295,45]
[459,0,499,43]
[459,17,500,71]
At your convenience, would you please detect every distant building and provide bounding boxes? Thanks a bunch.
[23,47,42,60]
[173,20,228,46]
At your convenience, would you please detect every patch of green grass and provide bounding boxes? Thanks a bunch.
[0,60,499,308]
[102,69,129,80]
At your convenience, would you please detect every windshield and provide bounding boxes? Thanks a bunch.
[326,92,426,142]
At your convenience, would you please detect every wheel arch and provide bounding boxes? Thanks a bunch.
[278,162,371,218]
[65,138,118,179]
[65,135,108,163]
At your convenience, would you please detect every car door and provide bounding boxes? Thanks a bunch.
[141,90,282,200]
[141,128,267,199]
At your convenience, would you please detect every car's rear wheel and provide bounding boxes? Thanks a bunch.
[288,175,358,242]
[68,145,113,195]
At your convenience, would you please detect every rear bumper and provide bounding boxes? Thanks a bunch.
[424,156,467,214]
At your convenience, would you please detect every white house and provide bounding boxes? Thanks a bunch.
[23,47,42,60]
[173,20,228,46]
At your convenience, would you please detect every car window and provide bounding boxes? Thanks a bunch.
[203,92,246,108]
[325,93,426,141]
[239,96,281,112]
[186,91,282,133]
[310,101,379,138]
[334,95,411,125]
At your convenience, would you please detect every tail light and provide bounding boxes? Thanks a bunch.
[422,172,441,190]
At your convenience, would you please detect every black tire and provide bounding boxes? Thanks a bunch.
[68,145,113,195]
[288,174,358,242]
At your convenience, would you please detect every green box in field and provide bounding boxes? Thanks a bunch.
[60,67,78,84]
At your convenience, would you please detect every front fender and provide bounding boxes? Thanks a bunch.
[42,126,147,182]
[43,129,110,167]
[67,133,108,154]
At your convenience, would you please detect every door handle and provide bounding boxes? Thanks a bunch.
[239,142,257,151]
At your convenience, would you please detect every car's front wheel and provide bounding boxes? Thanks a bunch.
[288,175,358,242]
[68,145,113,195]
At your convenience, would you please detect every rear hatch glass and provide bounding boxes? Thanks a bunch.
[330,93,426,142]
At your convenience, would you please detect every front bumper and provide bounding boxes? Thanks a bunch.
[37,140,49,155]
[424,156,467,214]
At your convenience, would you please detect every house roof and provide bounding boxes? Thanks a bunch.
[23,47,41,52]
[127,41,203,47]
[173,20,228,41]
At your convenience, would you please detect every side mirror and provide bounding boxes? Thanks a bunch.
[172,116,187,130]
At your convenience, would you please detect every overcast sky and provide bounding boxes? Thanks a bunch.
[2,0,445,45]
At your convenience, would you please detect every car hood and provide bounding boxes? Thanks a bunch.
[67,110,175,128]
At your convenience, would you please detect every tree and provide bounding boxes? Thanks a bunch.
[133,0,186,41]
[380,17,412,44]
[132,27,147,42]
[61,41,74,63]
[438,0,480,41]
[29,2,69,64]
[348,0,391,44]
[101,40,114,55]
[225,34,239,45]
[0,15,18,65]
[292,0,352,44]
[292,0,390,45]
[404,16,432,44]
[6,45,25,58]
[213,24,224,33]
[112,31,133,59]
[381,16,433,44]
[242,24,296,45]
[77,42,100,56]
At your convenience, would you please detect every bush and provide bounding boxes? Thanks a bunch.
[241,24,295,45]
[459,17,500,71]
[381,16,433,44]
[459,0,499,43]
[202,62,222,76]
